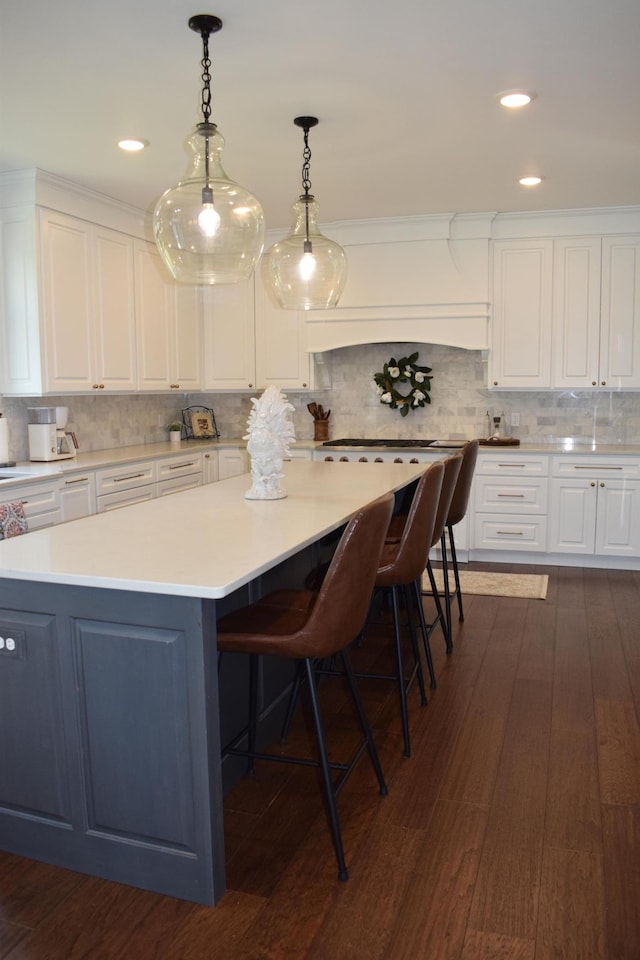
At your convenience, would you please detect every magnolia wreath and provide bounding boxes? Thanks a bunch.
[373,352,433,417]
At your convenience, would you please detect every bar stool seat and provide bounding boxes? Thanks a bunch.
[216,492,394,882]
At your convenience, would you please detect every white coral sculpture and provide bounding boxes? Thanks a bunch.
[244,386,296,500]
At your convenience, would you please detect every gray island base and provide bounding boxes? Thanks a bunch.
[0,461,426,904]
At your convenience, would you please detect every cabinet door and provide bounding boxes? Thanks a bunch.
[595,480,640,556]
[489,240,552,388]
[218,448,248,479]
[600,236,640,388]
[202,281,256,390]
[93,226,137,391]
[134,241,174,391]
[39,210,95,392]
[548,478,596,554]
[203,451,219,483]
[552,238,602,388]
[172,285,202,390]
[59,474,96,522]
[254,274,312,390]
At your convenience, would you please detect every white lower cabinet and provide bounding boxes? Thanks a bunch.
[156,453,203,497]
[473,453,549,552]
[6,479,62,530]
[549,456,640,557]
[59,473,96,522]
[95,460,157,513]
[203,451,219,483]
[218,448,248,479]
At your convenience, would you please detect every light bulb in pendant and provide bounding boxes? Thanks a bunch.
[198,198,221,236]
[298,249,316,280]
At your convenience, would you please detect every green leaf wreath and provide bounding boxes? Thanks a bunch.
[373,352,433,417]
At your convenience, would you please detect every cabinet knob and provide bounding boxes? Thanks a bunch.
[592,381,597,386]
[99,383,104,389]
[600,481,605,487]
[374,457,384,463]
[170,383,179,389]
[324,456,334,461]
[394,457,404,463]
[302,383,307,388]
[601,381,606,386]
[93,384,100,389]
[204,454,210,459]
[493,381,498,386]
[339,456,349,462]
[359,457,368,462]
[590,482,596,487]
[248,383,253,388]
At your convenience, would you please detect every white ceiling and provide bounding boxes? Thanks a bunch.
[2,0,639,230]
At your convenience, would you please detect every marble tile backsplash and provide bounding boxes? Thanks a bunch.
[2,342,640,461]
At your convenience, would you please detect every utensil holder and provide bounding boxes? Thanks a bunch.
[314,420,329,442]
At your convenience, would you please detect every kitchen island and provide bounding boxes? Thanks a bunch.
[0,460,425,905]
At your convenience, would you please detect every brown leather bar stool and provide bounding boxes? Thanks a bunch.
[216,493,394,882]
[372,460,445,757]
[422,453,463,654]
[441,439,479,629]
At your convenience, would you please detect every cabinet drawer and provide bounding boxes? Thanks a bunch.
[476,454,548,477]
[474,476,548,514]
[9,480,62,529]
[96,485,156,512]
[156,454,203,482]
[551,456,640,479]
[156,474,203,497]
[473,514,547,551]
[95,460,156,495]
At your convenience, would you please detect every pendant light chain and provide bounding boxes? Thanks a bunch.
[301,125,313,253]
[199,31,213,125]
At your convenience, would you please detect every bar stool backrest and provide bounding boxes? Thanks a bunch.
[429,453,463,549]
[447,439,479,527]
[376,461,445,587]
[302,493,395,658]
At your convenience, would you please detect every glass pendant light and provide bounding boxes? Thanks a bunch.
[153,15,265,285]
[263,117,347,310]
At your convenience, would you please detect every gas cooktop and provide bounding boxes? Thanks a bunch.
[322,438,467,449]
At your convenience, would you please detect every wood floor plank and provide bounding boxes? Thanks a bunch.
[460,930,535,959]
[601,804,640,960]
[0,853,85,928]
[159,891,267,960]
[545,607,602,854]
[535,846,607,959]
[595,699,640,806]
[383,799,490,960]
[466,678,553,940]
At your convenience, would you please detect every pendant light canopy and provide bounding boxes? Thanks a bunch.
[153,15,265,285]
[262,117,347,311]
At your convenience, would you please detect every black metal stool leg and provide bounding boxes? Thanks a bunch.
[402,583,427,706]
[447,524,464,622]
[390,585,411,758]
[340,648,388,796]
[412,578,437,689]
[304,658,349,882]
[280,661,304,741]
[440,546,453,652]
[425,559,452,653]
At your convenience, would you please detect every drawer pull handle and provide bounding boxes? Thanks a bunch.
[572,465,622,470]
[497,463,527,467]
[64,477,89,484]
[113,473,146,483]
[496,530,524,536]
[497,493,525,498]
[169,462,196,470]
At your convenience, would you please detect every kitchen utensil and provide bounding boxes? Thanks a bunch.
[307,402,318,418]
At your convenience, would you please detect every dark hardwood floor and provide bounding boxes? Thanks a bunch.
[1,562,640,959]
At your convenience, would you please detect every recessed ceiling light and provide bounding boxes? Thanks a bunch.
[497,90,537,108]
[117,138,149,152]
[519,175,543,186]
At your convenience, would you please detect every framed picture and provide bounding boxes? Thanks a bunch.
[190,410,215,438]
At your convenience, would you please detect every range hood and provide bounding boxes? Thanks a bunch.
[300,214,493,353]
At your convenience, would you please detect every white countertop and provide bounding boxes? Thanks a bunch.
[0,460,425,599]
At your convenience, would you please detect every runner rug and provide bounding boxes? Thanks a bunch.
[423,570,549,600]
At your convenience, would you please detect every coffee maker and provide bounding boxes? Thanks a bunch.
[28,406,76,461]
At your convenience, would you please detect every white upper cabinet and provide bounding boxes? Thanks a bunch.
[254,272,312,390]
[3,209,137,394]
[552,235,640,389]
[134,240,202,392]
[202,280,257,390]
[203,273,314,391]
[600,236,640,388]
[489,239,553,388]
